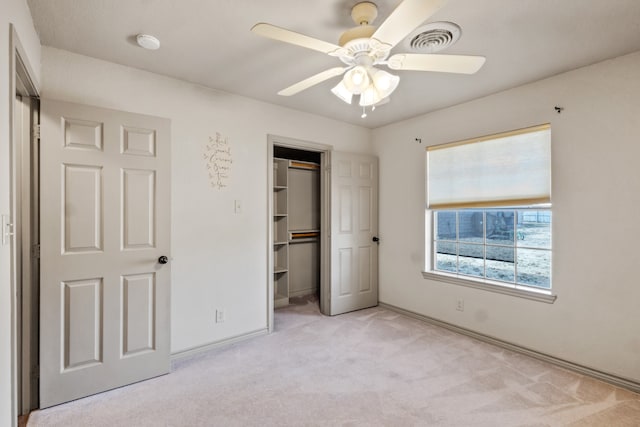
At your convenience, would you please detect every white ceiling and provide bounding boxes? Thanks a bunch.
[27,0,640,128]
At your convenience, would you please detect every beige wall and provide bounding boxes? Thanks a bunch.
[4,6,640,419]
[0,0,40,424]
[41,46,372,354]
[373,50,640,383]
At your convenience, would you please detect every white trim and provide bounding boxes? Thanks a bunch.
[268,135,333,153]
[422,271,557,303]
[266,139,275,332]
[9,25,40,424]
[379,302,640,394]
[170,329,268,362]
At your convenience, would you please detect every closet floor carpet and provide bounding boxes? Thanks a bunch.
[28,297,640,426]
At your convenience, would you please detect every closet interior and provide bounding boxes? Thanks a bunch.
[272,146,321,308]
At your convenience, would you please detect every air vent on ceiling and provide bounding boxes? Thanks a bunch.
[403,22,461,54]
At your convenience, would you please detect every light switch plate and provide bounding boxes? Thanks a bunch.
[2,215,13,246]
[234,199,242,214]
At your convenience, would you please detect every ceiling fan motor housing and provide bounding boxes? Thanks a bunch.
[351,2,378,25]
[335,37,391,67]
[339,2,380,46]
[339,25,376,46]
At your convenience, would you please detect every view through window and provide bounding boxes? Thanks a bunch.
[434,209,551,289]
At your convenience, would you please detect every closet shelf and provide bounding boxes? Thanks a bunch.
[274,267,288,274]
[274,185,287,190]
[274,241,287,246]
[274,213,288,218]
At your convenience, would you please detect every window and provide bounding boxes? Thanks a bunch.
[426,124,553,296]
[434,209,551,289]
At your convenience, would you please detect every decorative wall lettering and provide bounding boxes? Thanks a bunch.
[204,133,233,189]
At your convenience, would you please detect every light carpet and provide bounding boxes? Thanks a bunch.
[28,297,640,426]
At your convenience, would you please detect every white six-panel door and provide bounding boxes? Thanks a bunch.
[39,100,171,407]
[329,151,378,315]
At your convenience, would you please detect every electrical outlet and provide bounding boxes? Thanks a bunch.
[216,309,225,323]
[456,299,464,312]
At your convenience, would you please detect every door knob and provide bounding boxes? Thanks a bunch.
[158,255,169,264]
[372,236,380,243]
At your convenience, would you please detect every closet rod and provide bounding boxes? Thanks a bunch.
[290,231,320,239]
[289,161,320,170]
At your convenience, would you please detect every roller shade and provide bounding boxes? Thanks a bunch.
[427,124,551,209]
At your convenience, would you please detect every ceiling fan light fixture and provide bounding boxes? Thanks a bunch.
[253,0,485,114]
[359,84,382,107]
[343,66,370,94]
[331,80,353,104]
[371,68,400,98]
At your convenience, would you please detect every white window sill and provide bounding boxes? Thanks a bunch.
[422,271,557,304]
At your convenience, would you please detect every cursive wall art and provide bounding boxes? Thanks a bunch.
[204,132,233,189]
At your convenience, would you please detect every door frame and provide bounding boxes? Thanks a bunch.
[267,135,332,331]
[9,24,40,423]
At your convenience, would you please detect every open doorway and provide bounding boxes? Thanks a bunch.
[267,135,380,330]
[267,136,332,331]
[274,146,321,304]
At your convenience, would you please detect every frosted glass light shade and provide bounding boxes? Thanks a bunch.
[332,66,400,107]
[331,80,353,104]
[359,84,382,107]
[343,66,370,94]
[371,69,400,98]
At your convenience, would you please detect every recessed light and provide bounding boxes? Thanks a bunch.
[136,34,160,50]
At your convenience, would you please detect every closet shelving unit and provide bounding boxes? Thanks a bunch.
[287,160,321,299]
[273,158,289,308]
[273,156,321,308]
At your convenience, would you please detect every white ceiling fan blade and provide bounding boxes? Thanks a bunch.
[387,53,486,74]
[372,0,448,49]
[251,23,342,54]
[278,67,348,96]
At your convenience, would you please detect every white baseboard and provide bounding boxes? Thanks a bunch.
[170,328,268,362]
[289,287,316,298]
[379,302,640,394]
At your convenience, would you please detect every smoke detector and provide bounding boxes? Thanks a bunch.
[403,22,461,54]
[136,34,161,50]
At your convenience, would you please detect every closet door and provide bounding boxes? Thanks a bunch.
[328,151,378,315]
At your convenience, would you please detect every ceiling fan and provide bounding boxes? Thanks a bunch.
[251,0,486,112]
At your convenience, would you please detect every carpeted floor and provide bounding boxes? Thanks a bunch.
[28,296,640,426]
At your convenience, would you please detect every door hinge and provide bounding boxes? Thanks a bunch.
[33,124,40,140]
[31,244,40,259]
